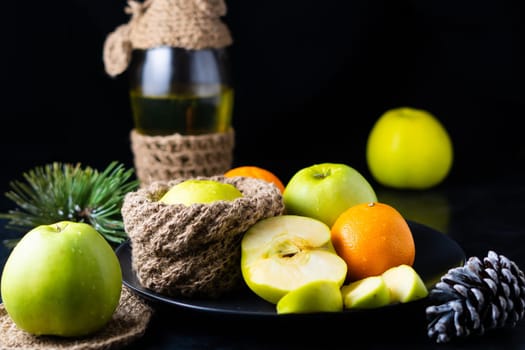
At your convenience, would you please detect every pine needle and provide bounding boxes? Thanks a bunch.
[0,161,139,244]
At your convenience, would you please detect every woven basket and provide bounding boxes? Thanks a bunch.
[121,175,285,298]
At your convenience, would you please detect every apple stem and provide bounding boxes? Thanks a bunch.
[314,170,330,180]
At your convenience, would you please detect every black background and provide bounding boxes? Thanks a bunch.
[3,0,525,211]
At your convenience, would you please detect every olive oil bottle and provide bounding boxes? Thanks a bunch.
[103,0,236,184]
[128,46,234,136]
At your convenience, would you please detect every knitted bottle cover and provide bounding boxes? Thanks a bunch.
[103,0,232,77]
[130,128,235,186]
[103,0,235,186]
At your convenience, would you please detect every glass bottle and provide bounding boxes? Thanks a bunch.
[128,46,234,136]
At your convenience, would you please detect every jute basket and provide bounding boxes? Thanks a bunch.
[121,175,285,298]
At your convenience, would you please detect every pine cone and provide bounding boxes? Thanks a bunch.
[426,250,525,343]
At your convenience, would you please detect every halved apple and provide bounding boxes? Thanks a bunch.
[382,264,429,303]
[241,215,348,304]
[276,280,343,314]
[341,275,390,309]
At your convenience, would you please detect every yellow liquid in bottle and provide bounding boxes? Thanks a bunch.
[130,85,234,136]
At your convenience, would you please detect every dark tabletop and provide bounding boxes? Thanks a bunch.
[3,0,525,348]
[2,173,525,349]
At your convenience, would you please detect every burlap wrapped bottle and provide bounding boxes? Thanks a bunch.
[103,0,235,186]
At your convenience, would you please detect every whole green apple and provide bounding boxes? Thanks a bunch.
[1,221,122,337]
[159,179,243,205]
[283,163,377,228]
[366,107,454,190]
[276,280,343,314]
[241,215,347,304]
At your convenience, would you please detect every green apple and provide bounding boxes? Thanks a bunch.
[366,107,454,190]
[241,215,347,304]
[159,179,243,205]
[276,280,343,314]
[341,275,390,309]
[282,163,377,228]
[382,264,429,303]
[1,221,122,337]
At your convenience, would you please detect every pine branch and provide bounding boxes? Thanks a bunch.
[0,161,139,244]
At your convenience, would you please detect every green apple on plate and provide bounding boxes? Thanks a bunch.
[276,280,343,314]
[341,275,390,309]
[159,179,243,205]
[366,107,454,190]
[240,215,347,304]
[1,221,122,337]
[283,163,377,228]
[382,264,429,303]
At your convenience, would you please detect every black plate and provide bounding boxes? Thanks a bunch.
[115,221,465,318]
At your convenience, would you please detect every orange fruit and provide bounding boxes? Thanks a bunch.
[224,165,286,193]
[331,202,415,282]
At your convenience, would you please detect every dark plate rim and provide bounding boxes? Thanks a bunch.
[116,220,465,318]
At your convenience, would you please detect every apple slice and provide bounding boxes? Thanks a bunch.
[382,264,429,303]
[341,275,390,309]
[241,215,348,304]
[276,280,343,314]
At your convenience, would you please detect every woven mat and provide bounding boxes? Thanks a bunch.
[0,285,153,350]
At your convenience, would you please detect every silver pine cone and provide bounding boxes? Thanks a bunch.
[426,250,525,343]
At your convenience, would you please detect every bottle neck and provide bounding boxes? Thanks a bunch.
[129,46,232,96]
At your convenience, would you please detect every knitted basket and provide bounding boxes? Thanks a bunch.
[121,175,285,298]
